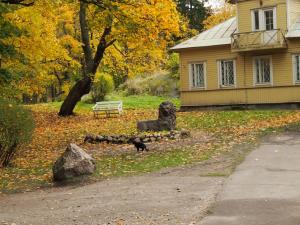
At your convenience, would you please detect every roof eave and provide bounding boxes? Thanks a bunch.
[170,43,232,52]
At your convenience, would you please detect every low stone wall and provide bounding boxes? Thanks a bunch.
[84,130,191,145]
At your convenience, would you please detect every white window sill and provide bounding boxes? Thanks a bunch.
[254,83,272,87]
[294,81,300,85]
[219,85,236,89]
[190,87,205,91]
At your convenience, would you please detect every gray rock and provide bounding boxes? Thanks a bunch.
[95,135,104,142]
[53,144,96,181]
[150,137,156,142]
[84,134,95,143]
[107,136,113,142]
[134,138,141,143]
[180,130,191,138]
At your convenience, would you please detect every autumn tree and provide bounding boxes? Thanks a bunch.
[0,2,25,98]
[176,0,210,32]
[203,3,236,30]
[59,0,180,116]
[1,1,81,100]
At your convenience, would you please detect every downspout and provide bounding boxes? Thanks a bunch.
[243,54,248,107]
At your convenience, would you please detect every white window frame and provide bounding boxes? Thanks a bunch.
[251,7,277,31]
[253,55,273,86]
[293,54,300,84]
[188,62,207,89]
[217,59,236,88]
[251,9,261,31]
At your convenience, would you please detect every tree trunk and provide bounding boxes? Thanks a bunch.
[58,77,92,116]
[58,1,115,116]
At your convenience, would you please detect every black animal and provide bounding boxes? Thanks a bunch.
[131,139,148,152]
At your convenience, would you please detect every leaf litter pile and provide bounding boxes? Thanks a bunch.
[1,105,300,193]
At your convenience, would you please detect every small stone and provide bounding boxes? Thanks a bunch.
[84,134,95,143]
[95,135,104,142]
[174,134,181,139]
[107,136,113,142]
[150,137,156,142]
[180,129,191,138]
[134,138,141,143]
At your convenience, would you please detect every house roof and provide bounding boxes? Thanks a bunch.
[171,17,237,51]
[286,17,300,38]
[171,15,300,51]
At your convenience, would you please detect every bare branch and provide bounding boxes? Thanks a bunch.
[0,0,34,6]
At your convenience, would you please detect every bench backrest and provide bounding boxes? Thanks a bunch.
[93,101,122,110]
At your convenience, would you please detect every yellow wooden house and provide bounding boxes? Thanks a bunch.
[172,0,300,109]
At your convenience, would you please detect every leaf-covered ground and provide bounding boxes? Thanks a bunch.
[1,101,300,193]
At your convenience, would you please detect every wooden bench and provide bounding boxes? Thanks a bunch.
[92,101,123,118]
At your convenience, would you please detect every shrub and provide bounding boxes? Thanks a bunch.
[165,53,180,80]
[0,99,35,167]
[119,72,179,97]
[91,72,114,102]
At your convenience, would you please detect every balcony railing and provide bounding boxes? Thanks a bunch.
[231,29,287,52]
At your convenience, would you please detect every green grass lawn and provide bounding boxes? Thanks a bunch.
[40,94,180,113]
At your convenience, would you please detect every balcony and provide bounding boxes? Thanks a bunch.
[231,29,287,52]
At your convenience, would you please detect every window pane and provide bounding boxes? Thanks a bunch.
[190,63,205,88]
[254,10,260,30]
[191,65,195,86]
[226,61,234,85]
[255,57,271,84]
[220,60,234,86]
[265,10,274,30]
[262,58,271,82]
[296,55,300,81]
[255,59,260,83]
[221,61,225,85]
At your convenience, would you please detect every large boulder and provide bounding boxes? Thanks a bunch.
[53,144,96,181]
[137,101,176,132]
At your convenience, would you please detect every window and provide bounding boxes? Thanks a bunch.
[189,63,206,88]
[293,55,300,83]
[218,60,236,87]
[253,56,272,85]
[253,10,260,30]
[264,9,274,30]
[251,7,276,31]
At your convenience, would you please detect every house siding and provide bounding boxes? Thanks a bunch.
[179,39,300,107]
[288,0,300,29]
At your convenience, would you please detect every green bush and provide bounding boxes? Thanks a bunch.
[165,53,180,80]
[91,72,114,102]
[0,99,35,167]
[119,72,179,97]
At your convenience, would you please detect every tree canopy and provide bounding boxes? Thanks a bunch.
[0,0,213,115]
[176,0,210,32]
[203,3,236,30]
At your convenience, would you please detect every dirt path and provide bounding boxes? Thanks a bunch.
[0,164,225,225]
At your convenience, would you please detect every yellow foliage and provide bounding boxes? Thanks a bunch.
[203,4,236,30]
[1,0,182,99]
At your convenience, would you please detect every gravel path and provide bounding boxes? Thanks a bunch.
[0,164,225,225]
